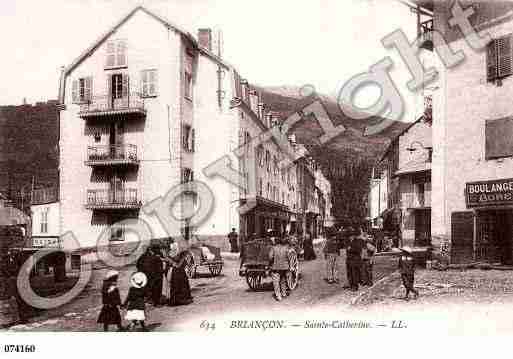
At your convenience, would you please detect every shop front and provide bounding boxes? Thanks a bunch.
[456,178,513,264]
[239,197,290,238]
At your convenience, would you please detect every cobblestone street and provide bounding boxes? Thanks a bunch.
[9,247,399,332]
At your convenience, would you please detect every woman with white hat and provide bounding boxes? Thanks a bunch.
[164,242,193,306]
[123,272,148,331]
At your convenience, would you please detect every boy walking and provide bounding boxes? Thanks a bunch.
[323,228,341,284]
[398,246,419,300]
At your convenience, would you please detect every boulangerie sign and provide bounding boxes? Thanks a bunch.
[465,178,513,208]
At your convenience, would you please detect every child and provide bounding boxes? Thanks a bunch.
[398,246,419,300]
[323,228,341,284]
[97,270,123,332]
[123,272,148,331]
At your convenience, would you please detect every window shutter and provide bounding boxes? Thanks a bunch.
[485,117,513,159]
[117,40,127,67]
[72,79,79,103]
[122,74,129,98]
[150,70,157,96]
[106,77,113,108]
[106,42,116,68]
[191,128,195,152]
[487,40,498,81]
[233,70,242,99]
[84,77,92,102]
[497,36,512,78]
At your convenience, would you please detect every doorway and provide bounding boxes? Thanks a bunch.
[476,209,513,264]
[414,209,431,246]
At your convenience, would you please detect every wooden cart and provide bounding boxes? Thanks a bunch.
[183,244,224,279]
[239,238,300,291]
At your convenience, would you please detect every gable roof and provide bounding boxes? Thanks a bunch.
[59,6,232,102]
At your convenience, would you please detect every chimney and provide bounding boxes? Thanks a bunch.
[198,28,212,51]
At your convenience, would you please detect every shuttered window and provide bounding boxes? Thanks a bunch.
[72,76,92,103]
[141,69,157,97]
[487,35,513,82]
[106,39,127,68]
[485,117,513,159]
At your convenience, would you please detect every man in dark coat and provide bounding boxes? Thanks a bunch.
[228,228,239,253]
[149,247,164,306]
[345,227,364,291]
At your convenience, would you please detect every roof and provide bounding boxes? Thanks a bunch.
[59,6,233,102]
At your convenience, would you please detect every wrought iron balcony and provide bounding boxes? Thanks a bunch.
[418,19,433,51]
[85,144,139,166]
[85,188,141,210]
[79,93,146,119]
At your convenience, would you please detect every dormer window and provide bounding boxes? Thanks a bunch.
[106,39,127,69]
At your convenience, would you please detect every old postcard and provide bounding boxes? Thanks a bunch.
[1,0,513,354]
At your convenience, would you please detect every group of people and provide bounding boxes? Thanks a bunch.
[97,242,194,332]
[323,226,376,291]
[323,225,419,299]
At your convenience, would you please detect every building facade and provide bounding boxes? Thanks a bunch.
[58,6,322,252]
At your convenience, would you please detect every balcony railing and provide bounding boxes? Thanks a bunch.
[79,93,146,118]
[85,188,141,209]
[85,144,139,166]
[404,189,431,209]
[31,187,58,205]
[418,19,433,51]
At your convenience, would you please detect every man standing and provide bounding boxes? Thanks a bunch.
[149,246,164,306]
[268,232,290,301]
[228,228,239,253]
[361,236,376,286]
[345,227,364,292]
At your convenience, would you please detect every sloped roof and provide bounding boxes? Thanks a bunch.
[394,158,431,177]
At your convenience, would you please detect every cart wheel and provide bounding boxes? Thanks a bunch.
[208,263,223,276]
[246,274,262,291]
[287,250,299,290]
[184,253,196,279]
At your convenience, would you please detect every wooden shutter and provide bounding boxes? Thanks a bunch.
[232,70,242,99]
[84,77,92,102]
[121,74,129,98]
[191,128,195,152]
[485,117,513,159]
[106,42,116,68]
[497,36,512,78]
[117,40,126,67]
[487,40,498,81]
[451,211,474,264]
[72,79,79,103]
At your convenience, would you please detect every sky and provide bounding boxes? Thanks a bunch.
[0,0,423,122]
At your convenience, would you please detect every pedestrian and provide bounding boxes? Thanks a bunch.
[303,232,316,261]
[361,235,376,286]
[323,227,341,284]
[228,228,239,253]
[149,246,164,306]
[374,228,384,253]
[345,227,364,292]
[268,232,290,301]
[136,247,154,300]
[123,271,148,331]
[97,270,123,332]
[398,246,419,300]
[166,244,194,306]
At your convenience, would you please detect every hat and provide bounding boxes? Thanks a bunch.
[168,242,179,258]
[130,272,148,289]
[104,270,119,280]
[401,246,413,253]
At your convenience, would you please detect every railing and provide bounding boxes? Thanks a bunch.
[404,189,431,209]
[86,144,138,164]
[31,187,58,205]
[86,188,141,209]
[79,93,145,117]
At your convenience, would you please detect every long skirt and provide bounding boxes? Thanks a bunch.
[169,266,193,306]
[97,305,121,325]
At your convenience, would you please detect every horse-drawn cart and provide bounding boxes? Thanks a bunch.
[184,244,224,279]
[239,238,300,291]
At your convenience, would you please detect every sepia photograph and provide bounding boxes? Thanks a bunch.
[1,0,513,352]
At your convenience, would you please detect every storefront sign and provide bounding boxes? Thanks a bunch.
[32,237,60,248]
[466,178,513,207]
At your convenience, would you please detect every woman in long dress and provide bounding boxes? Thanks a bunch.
[165,244,193,306]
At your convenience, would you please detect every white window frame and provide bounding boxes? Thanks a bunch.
[106,39,127,69]
[141,69,158,97]
[40,208,48,234]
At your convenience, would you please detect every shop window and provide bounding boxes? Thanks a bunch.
[485,117,513,159]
